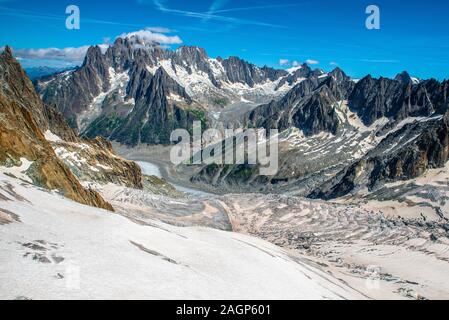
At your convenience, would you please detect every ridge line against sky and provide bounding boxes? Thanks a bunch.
[0,0,448,80]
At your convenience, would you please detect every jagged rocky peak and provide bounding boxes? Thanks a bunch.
[322,68,354,100]
[248,76,340,136]
[395,71,419,85]
[0,44,49,130]
[0,50,114,211]
[175,46,209,61]
[172,45,215,78]
[309,113,449,200]
[349,74,444,126]
[105,35,168,71]
[82,45,110,90]
[292,85,340,136]
[2,45,12,57]
[221,56,277,87]
[84,45,105,65]
[274,63,313,89]
[329,67,349,82]
[146,66,191,103]
[349,75,403,125]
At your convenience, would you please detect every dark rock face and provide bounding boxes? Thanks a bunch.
[108,67,202,145]
[247,76,340,135]
[221,56,286,87]
[275,63,324,90]
[1,46,144,208]
[38,46,111,129]
[291,86,340,136]
[309,114,449,200]
[323,67,355,100]
[0,46,113,211]
[32,36,449,202]
[37,38,329,145]
[348,76,448,126]
[395,71,415,85]
[171,46,220,86]
[194,63,449,195]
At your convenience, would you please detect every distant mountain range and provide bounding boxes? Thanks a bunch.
[25,66,71,81]
[30,34,449,203]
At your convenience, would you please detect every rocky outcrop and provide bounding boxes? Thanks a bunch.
[37,46,111,130]
[394,71,416,85]
[33,35,449,204]
[247,75,340,135]
[1,46,148,209]
[348,76,448,126]
[193,66,449,195]
[309,114,449,200]
[275,63,324,90]
[52,137,143,189]
[221,56,287,87]
[0,47,113,211]
[322,67,355,100]
[105,67,203,145]
[291,85,340,136]
[35,37,315,143]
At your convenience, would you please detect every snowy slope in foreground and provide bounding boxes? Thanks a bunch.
[0,174,364,300]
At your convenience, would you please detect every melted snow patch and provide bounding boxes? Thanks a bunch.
[167,93,186,103]
[54,147,87,167]
[0,158,33,183]
[44,130,61,142]
[287,66,302,74]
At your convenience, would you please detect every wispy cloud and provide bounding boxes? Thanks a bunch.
[145,26,174,33]
[144,0,286,28]
[204,0,231,22]
[279,59,290,66]
[0,5,146,28]
[279,59,303,67]
[306,59,319,65]
[13,46,95,64]
[10,27,180,67]
[330,61,338,66]
[213,2,310,14]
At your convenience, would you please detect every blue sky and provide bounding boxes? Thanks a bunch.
[1,0,448,79]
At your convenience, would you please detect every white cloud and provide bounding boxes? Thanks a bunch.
[11,27,180,67]
[119,28,182,45]
[330,61,338,66]
[145,26,173,33]
[306,59,319,65]
[14,46,92,63]
[279,59,290,66]
[292,60,301,67]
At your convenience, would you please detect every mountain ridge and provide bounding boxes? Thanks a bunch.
[0,46,148,210]
[30,37,449,201]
